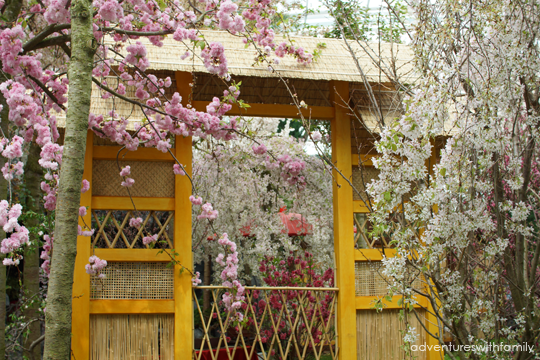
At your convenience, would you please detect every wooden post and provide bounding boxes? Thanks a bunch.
[175,71,193,359]
[330,81,357,359]
[426,141,444,360]
[71,130,93,360]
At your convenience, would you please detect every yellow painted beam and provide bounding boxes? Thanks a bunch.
[91,196,175,210]
[353,200,370,213]
[89,300,175,314]
[94,249,172,262]
[93,146,174,161]
[72,130,93,360]
[191,100,334,120]
[355,295,428,310]
[355,248,397,261]
[330,80,357,360]
[174,71,194,359]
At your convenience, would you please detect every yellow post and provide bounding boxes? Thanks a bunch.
[175,71,193,359]
[71,130,93,360]
[330,81,357,359]
[426,141,444,360]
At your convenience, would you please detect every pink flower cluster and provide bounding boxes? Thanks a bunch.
[270,154,306,187]
[120,165,135,187]
[252,143,267,155]
[192,271,202,286]
[85,255,107,278]
[142,234,158,245]
[216,0,245,34]
[125,42,150,72]
[201,43,228,77]
[189,195,203,205]
[197,202,219,220]
[119,165,131,176]
[38,143,63,170]
[81,179,91,193]
[173,164,186,175]
[40,235,53,274]
[130,217,144,229]
[97,0,124,23]
[41,172,59,211]
[0,201,29,264]
[77,225,94,237]
[274,42,313,65]
[215,233,245,321]
[1,136,24,180]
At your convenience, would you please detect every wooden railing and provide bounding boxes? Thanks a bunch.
[192,286,339,360]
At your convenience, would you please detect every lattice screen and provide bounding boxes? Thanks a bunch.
[355,261,423,296]
[91,210,173,249]
[92,160,174,197]
[354,213,421,249]
[354,213,392,249]
[90,314,174,360]
[91,262,174,299]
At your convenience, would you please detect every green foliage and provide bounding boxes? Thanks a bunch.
[324,0,372,40]
[324,0,408,43]
[277,119,305,139]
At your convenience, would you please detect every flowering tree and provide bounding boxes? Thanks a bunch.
[192,125,334,285]
[0,0,319,356]
[358,0,540,359]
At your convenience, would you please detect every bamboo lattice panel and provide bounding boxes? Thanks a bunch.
[352,166,380,202]
[354,213,418,249]
[90,314,174,360]
[355,261,423,296]
[92,160,174,197]
[91,210,173,249]
[193,286,338,360]
[354,213,393,249]
[356,309,427,360]
[91,262,173,299]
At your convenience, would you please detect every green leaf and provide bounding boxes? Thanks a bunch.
[439,167,446,177]
[384,191,392,202]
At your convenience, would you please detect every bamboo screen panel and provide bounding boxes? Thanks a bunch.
[91,262,173,299]
[90,314,174,360]
[91,210,173,249]
[356,309,427,360]
[352,166,379,202]
[92,160,174,197]
[355,261,423,296]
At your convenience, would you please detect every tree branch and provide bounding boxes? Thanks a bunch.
[22,24,71,54]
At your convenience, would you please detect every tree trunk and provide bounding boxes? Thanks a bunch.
[0,89,9,360]
[23,141,44,360]
[42,0,95,356]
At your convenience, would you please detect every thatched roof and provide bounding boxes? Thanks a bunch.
[55,31,414,131]
[133,30,414,83]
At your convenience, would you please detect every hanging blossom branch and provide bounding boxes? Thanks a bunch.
[0,0,325,323]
